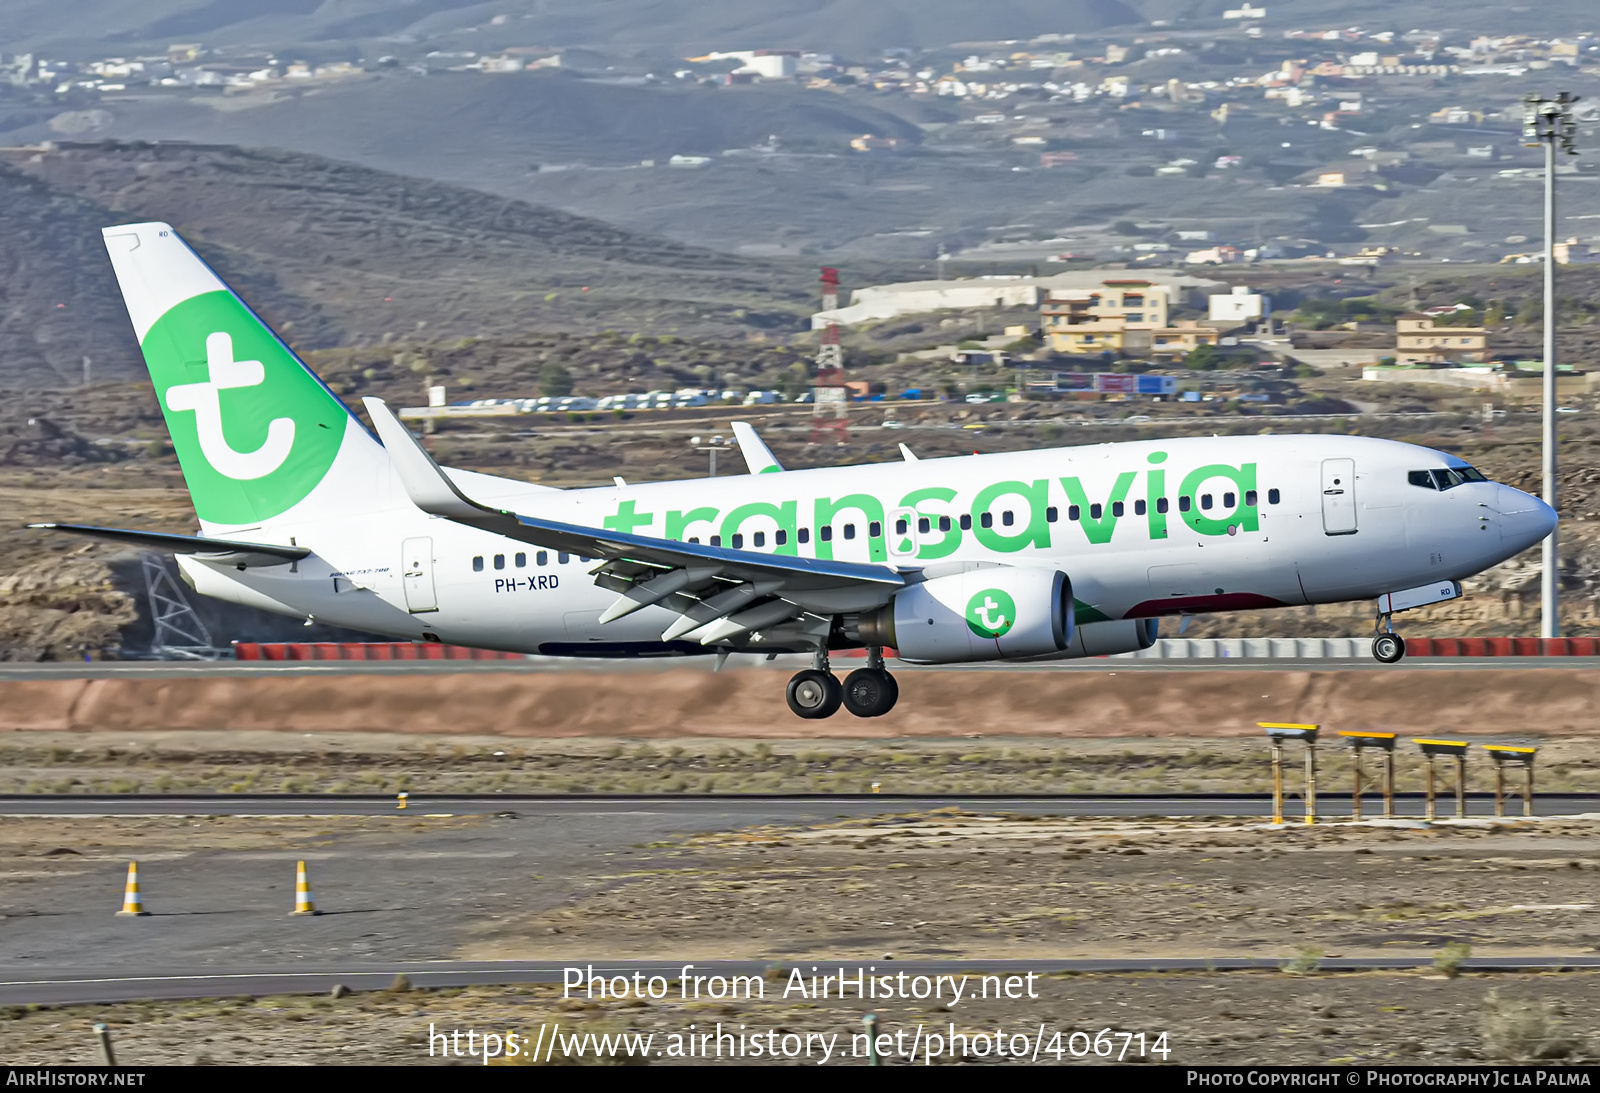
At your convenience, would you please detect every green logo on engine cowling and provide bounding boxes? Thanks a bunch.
[966,588,1017,639]
[141,291,345,525]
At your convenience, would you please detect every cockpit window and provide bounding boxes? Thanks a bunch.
[1412,466,1488,491]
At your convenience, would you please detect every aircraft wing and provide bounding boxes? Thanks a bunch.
[364,398,904,644]
[29,523,309,568]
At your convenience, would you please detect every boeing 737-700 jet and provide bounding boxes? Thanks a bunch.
[33,223,1558,718]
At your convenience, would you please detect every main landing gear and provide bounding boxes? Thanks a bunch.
[1372,613,1407,664]
[786,648,898,719]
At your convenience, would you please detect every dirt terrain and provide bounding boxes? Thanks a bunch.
[0,730,1593,797]
[5,665,1600,742]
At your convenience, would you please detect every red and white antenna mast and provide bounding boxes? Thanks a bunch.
[810,266,849,446]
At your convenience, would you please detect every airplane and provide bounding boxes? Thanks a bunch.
[33,222,1557,719]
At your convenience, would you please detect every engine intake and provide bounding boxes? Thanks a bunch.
[1062,618,1160,659]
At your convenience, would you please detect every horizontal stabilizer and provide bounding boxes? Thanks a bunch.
[30,523,309,568]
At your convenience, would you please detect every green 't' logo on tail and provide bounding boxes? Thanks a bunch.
[965,588,1017,639]
[142,291,345,525]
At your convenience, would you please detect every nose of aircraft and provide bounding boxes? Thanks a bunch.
[1497,485,1558,552]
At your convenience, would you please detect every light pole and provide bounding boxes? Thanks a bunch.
[689,434,733,477]
[1523,92,1580,640]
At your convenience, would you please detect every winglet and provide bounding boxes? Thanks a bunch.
[730,421,783,474]
[363,397,498,520]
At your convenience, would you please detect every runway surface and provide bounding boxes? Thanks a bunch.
[0,656,1591,681]
[7,956,1600,1007]
[3,792,1595,818]
[6,792,1599,1007]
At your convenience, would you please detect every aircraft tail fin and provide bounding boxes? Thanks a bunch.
[101,222,388,532]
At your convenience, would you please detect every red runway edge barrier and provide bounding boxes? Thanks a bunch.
[233,642,527,661]
[1404,637,1600,657]
[231,643,898,662]
[231,639,1598,662]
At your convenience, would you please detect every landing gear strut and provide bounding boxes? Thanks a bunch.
[785,647,898,719]
[1372,614,1406,664]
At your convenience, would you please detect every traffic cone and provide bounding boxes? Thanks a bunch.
[116,861,148,916]
[290,859,319,916]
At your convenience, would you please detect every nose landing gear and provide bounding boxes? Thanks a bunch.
[785,647,898,719]
[1372,613,1406,664]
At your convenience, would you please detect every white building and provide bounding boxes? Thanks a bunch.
[1208,284,1272,323]
[811,271,1225,328]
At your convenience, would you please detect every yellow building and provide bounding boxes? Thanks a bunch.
[1041,279,1220,358]
[1395,314,1487,364]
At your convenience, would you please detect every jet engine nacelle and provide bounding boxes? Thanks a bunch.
[860,567,1073,663]
[1061,617,1160,659]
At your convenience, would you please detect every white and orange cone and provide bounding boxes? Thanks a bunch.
[290,859,319,916]
[116,861,149,916]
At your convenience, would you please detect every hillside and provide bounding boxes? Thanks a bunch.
[3,0,1143,58]
[8,0,1600,59]
[32,71,928,167]
[0,141,809,387]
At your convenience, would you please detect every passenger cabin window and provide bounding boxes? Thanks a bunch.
[1268,489,1281,505]
[709,536,722,547]
[868,521,881,538]
[1156,498,1169,514]
[493,554,506,570]
[515,553,526,568]
[895,518,909,536]
[752,531,765,548]
[1179,496,1192,512]
[731,534,743,548]
[937,516,951,533]
[1223,492,1236,508]
[798,528,811,544]
[1135,499,1147,516]
[819,526,833,542]
[843,524,857,541]
[919,517,932,534]
[1112,501,1125,517]
[980,512,994,529]
[959,514,973,531]
[1068,505,1081,521]
[1045,507,1058,523]
[1002,510,1015,527]
[1200,494,1213,511]
[1245,490,1257,507]
[1090,503,1103,519]
[558,552,570,564]
[537,551,548,566]
[472,556,484,572]
[775,530,788,546]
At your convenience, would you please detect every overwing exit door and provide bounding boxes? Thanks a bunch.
[402,536,438,612]
[1320,458,1357,535]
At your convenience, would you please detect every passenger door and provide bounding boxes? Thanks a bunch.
[401,536,438,612]
[1320,458,1358,536]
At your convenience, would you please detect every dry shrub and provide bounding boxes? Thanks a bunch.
[1479,989,1581,1061]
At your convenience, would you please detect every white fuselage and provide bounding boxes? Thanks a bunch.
[177,433,1553,657]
